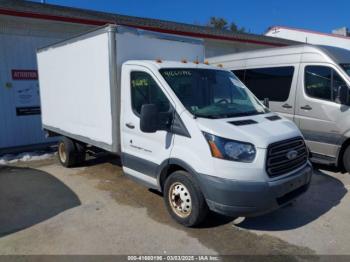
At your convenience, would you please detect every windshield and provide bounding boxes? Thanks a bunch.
[160,68,269,119]
[340,64,350,77]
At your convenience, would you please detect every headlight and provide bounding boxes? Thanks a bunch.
[203,132,256,162]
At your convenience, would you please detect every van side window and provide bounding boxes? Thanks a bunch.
[130,71,170,115]
[305,66,347,101]
[233,70,245,82]
[234,67,294,102]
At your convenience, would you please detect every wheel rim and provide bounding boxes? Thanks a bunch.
[58,142,67,163]
[168,182,192,218]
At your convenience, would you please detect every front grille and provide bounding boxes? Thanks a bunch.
[266,137,308,177]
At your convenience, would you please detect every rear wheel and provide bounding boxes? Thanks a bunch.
[164,171,208,227]
[58,137,85,167]
[342,145,350,173]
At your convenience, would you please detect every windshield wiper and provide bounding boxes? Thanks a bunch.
[193,113,222,119]
[208,111,265,119]
[193,111,267,119]
[230,111,266,117]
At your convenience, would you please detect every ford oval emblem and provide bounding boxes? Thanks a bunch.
[286,150,298,160]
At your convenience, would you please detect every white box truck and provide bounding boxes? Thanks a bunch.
[37,25,312,226]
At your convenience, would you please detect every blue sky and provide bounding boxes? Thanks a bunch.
[33,0,349,34]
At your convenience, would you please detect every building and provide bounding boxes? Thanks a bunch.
[0,0,297,153]
[266,26,350,51]
[332,27,349,37]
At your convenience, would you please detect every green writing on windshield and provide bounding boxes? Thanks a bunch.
[132,79,149,87]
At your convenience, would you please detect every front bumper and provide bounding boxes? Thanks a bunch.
[197,163,313,217]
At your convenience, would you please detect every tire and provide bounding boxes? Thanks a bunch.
[58,137,85,167]
[343,145,350,173]
[75,141,86,164]
[164,170,209,227]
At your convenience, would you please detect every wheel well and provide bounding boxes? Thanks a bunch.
[338,138,350,169]
[159,164,187,192]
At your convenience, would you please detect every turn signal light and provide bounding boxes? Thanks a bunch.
[208,140,223,159]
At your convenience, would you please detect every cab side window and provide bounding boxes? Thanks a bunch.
[305,66,347,102]
[131,71,170,115]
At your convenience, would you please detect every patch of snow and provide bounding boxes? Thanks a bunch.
[0,151,56,165]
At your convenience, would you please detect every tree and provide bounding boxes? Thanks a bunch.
[207,17,247,33]
[208,17,228,30]
[230,22,246,33]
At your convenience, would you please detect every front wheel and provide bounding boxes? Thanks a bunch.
[164,171,208,227]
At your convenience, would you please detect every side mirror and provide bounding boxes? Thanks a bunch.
[336,85,349,105]
[263,98,270,108]
[140,104,160,133]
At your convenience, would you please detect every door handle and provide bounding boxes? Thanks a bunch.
[125,123,135,129]
[300,105,312,110]
[282,103,293,109]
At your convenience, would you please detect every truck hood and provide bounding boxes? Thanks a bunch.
[196,113,302,149]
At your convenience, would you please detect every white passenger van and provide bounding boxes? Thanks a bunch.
[209,45,350,172]
[37,25,312,226]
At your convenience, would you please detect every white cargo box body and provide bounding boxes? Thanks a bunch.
[37,25,204,154]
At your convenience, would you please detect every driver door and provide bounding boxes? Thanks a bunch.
[120,65,175,187]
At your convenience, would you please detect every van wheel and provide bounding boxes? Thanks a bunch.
[343,145,350,173]
[58,137,85,167]
[164,171,208,227]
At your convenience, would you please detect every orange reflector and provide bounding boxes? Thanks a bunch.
[208,141,223,158]
[204,61,209,65]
